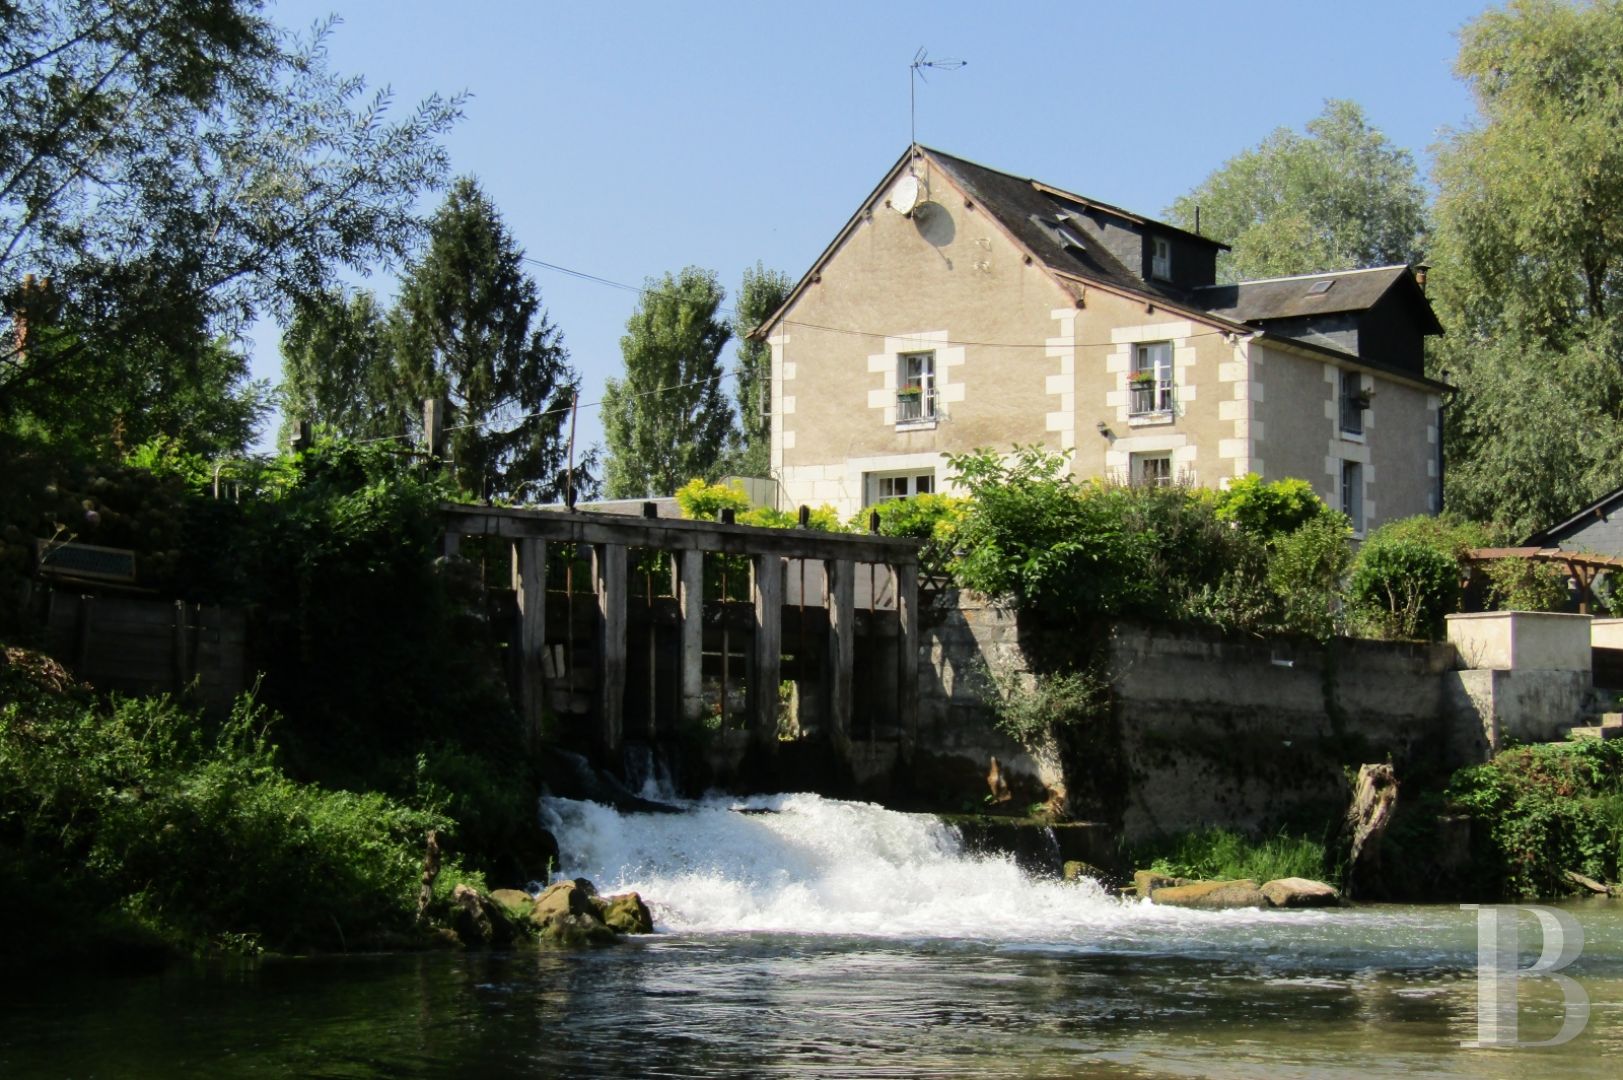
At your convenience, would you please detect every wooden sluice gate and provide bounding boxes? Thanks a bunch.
[440,504,922,767]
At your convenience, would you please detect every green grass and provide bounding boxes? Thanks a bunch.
[1140,827,1332,884]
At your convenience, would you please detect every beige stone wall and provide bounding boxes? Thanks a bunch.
[1063,288,1248,487]
[1254,343,1439,531]
[1253,343,1334,501]
[1369,378,1441,525]
[771,170,1073,514]
[769,168,1438,524]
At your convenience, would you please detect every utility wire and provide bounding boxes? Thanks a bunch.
[349,254,1236,445]
[521,254,1233,351]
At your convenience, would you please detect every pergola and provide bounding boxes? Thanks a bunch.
[1465,547,1623,615]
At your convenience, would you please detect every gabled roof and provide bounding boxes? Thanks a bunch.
[1527,482,1623,546]
[1194,266,1445,334]
[755,145,1243,340]
[923,148,1226,305]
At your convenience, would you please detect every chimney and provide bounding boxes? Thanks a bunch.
[1413,263,1429,293]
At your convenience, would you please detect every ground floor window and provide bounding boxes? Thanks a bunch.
[1341,459,1364,533]
[1130,452,1173,488]
[866,470,935,505]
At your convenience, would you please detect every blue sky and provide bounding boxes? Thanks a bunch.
[253,0,1496,455]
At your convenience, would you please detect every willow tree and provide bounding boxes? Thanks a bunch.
[393,178,584,502]
[1430,0,1623,535]
[0,2,460,451]
[601,267,734,498]
[1166,100,1428,283]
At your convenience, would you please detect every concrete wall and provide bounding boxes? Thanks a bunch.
[1254,342,1439,533]
[1446,611,1593,671]
[912,593,1470,844]
[1445,668,1590,752]
[1106,623,1457,843]
[1591,618,1623,650]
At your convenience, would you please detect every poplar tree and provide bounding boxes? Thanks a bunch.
[602,267,733,498]
[393,178,584,502]
[279,289,402,444]
[729,263,792,477]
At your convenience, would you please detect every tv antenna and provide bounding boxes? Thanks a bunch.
[910,47,966,148]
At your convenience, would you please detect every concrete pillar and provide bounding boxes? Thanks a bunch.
[678,549,705,725]
[896,560,919,746]
[753,553,783,741]
[512,538,547,749]
[825,558,855,748]
[595,543,628,758]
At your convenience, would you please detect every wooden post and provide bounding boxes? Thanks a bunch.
[895,559,919,746]
[678,549,705,725]
[595,543,628,759]
[172,600,192,692]
[825,558,856,750]
[512,538,547,749]
[753,552,783,742]
[423,397,446,460]
[74,594,94,672]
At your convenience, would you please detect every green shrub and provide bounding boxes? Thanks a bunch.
[853,492,966,575]
[1448,740,1623,898]
[1267,514,1354,638]
[674,477,752,519]
[0,660,473,954]
[1348,530,1463,640]
[947,446,1156,621]
[978,665,1106,748]
[1141,827,1332,885]
[1484,558,1570,612]
[1215,474,1333,538]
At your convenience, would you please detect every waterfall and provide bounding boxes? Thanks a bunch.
[540,792,1259,940]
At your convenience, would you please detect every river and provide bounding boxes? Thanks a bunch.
[4,793,1620,1077]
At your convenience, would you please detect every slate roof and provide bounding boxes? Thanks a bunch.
[1527,483,1623,546]
[1194,266,1444,333]
[924,148,1222,307]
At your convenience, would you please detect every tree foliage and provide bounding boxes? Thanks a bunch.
[1430,0,1623,535]
[1166,99,1428,282]
[602,267,734,498]
[393,178,585,502]
[730,262,791,476]
[278,289,402,445]
[0,1,461,443]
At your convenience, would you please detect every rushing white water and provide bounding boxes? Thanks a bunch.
[540,792,1314,942]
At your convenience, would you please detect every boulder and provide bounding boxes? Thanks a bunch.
[1260,877,1340,909]
[530,881,598,927]
[595,891,654,934]
[1150,879,1268,910]
[1063,861,1107,884]
[490,888,535,919]
[1133,870,1190,899]
[450,884,518,948]
[530,879,618,946]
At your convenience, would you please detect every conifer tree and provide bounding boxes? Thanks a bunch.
[393,178,585,502]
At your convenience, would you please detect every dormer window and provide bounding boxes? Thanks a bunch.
[1151,236,1172,280]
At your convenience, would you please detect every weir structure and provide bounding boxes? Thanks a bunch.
[440,504,922,771]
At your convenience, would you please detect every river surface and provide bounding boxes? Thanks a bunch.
[5,793,1622,1078]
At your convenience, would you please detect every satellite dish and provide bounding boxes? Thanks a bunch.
[891,174,922,215]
